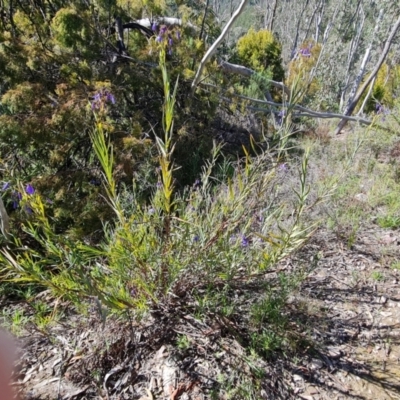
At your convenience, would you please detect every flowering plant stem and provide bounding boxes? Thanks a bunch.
[156,49,179,216]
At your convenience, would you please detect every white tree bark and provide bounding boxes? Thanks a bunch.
[335,13,400,134]
[218,61,290,95]
[191,0,249,92]
[343,9,383,115]
[202,83,372,125]
[134,17,196,31]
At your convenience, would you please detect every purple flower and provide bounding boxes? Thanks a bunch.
[277,110,285,125]
[12,191,22,209]
[2,182,10,191]
[278,163,288,173]
[156,181,162,188]
[299,47,311,57]
[160,26,167,35]
[26,184,35,195]
[176,31,181,40]
[156,35,162,43]
[151,22,157,32]
[91,90,116,110]
[193,235,199,242]
[89,178,101,186]
[168,37,173,47]
[106,92,116,105]
[375,102,390,116]
[24,206,33,215]
[241,235,249,247]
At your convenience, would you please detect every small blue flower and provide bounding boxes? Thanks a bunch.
[156,35,163,43]
[12,191,22,209]
[241,235,249,247]
[2,182,10,191]
[193,235,199,242]
[278,163,288,173]
[299,44,312,57]
[160,26,167,35]
[26,184,35,195]
[89,178,101,186]
[105,92,116,105]
[151,22,157,32]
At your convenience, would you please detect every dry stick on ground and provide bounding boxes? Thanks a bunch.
[334,13,400,135]
[191,0,249,93]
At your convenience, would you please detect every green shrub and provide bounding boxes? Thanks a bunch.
[0,51,317,320]
[236,28,284,82]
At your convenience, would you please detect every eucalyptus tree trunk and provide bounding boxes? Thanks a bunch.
[334,13,400,134]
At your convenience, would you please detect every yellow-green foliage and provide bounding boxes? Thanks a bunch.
[361,63,400,112]
[236,28,284,82]
[51,8,89,48]
[287,40,321,99]
[0,0,223,240]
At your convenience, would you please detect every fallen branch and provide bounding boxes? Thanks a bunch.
[218,61,290,95]
[201,83,372,125]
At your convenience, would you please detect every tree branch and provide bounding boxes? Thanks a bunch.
[218,60,290,95]
[191,0,249,92]
[201,83,372,125]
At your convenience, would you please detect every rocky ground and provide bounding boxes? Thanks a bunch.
[6,221,400,400]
